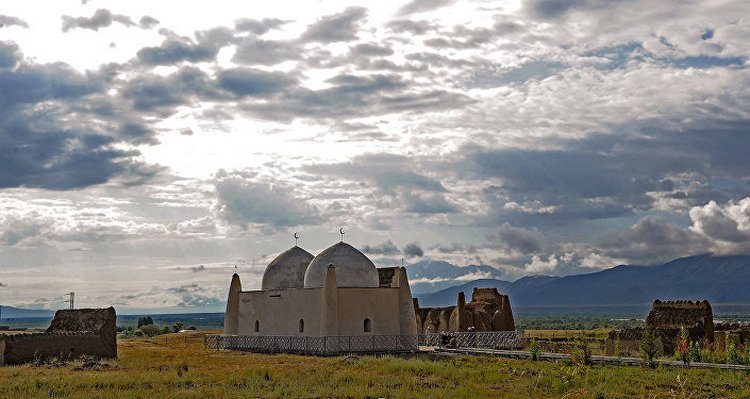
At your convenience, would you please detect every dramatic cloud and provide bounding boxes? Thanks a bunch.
[690,198,750,246]
[62,9,135,32]
[214,171,321,230]
[301,7,367,43]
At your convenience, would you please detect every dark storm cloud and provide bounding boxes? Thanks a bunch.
[217,67,297,97]
[301,7,367,43]
[232,37,301,65]
[136,38,218,65]
[403,242,424,258]
[0,15,29,29]
[138,16,160,29]
[361,240,400,255]
[234,18,287,35]
[214,171,321,229]
[397,0,457,16]
[62,9,135,32]
[0,41,20,68]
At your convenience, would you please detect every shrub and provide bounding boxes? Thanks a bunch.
[726,340,742,365]
[614,338,622,358]
[529,339,540,361]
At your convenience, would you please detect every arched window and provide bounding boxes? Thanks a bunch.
[254,320,259,332]
[363,318,371,333]
[299,319,304,333]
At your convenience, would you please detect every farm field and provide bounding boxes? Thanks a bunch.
[0,332,749,398]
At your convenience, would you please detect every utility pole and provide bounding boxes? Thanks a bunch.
[65,292,75,310]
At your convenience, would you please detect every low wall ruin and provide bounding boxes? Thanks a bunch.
[414,288,515,333]
[0,307,116,365]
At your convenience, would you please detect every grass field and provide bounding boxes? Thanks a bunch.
[1,332,749,398]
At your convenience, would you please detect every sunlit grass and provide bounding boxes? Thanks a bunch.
[0,332,748,398]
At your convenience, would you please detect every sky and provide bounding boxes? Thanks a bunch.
[1,0,749,313]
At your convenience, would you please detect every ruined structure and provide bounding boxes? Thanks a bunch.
[0,307,117,365]
[222,241,417,353]
[414,288,515,333]
[605,299,715,356]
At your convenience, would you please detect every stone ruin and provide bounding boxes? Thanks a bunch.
[0,307,117,365]
[605,299,715,356]
[414,288,515,333]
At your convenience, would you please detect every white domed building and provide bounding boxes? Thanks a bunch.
[222,239,418,352]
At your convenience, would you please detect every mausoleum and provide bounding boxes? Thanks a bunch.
[221,239,418,353]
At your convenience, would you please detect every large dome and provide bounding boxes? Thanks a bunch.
[303,242,379,288]
[261,246,314,290]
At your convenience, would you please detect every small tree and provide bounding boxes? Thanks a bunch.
[688,341,701,363]
[678,326,690,365]
[641,328,658,368]
[173,321,184,333]
[529,339,541,361]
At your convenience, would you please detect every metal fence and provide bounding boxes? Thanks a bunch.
[205,331,523,355]
[418,331,524,350]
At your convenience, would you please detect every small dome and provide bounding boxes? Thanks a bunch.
[304,242,379,288]
[262,246,314,290]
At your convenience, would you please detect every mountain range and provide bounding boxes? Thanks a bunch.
[0,305,55,319]
[406,260,505,294]
[412,254,750,314]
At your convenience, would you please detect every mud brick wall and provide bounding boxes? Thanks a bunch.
[0,307,117,366]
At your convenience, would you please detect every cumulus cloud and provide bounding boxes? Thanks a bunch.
[403,242,424,258]
[0,15,28,29]
[690,198,750,247]
[213,171,321,230]
[62,9,135,32]
[301,7,367,43]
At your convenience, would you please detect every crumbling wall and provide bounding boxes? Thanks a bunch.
[414,288,515,333]
[0,307,117,366]
[605,300,716,356]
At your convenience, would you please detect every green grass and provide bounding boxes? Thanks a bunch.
[0,332,749,398]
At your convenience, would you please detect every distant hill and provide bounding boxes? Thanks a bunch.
[0,306,56,319]
[414,254,750,314]
[406,259,505,294]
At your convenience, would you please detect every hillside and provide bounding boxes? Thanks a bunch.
[406,259,504,294]
[414,254,750,313]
